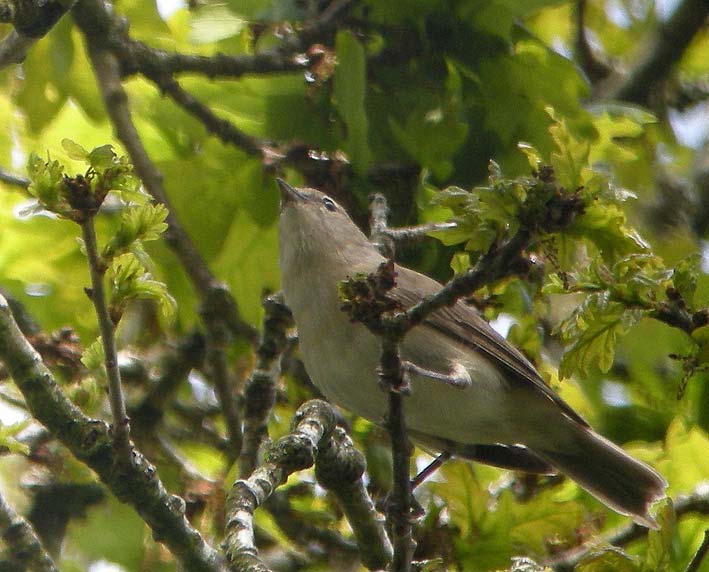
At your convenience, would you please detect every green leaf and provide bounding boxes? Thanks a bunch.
[87,144,118,171]
[576,547,640,572]
[107,253,176,321]
[14,36,67,133]
[389,61,468,180]
[26,152,66,212]
[566,202,647,261]
[81,337,106,374]
[0,420,31,455]
[672,253,701,306]
[642,497,674,572]
[61,138,89,161]
[548,107,591,190]
[333,31,371,175]
[103,203,169,260]
[189,4,246,44]
[558,294,646,378]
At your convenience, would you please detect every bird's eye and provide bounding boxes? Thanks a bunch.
[322,197,337,212]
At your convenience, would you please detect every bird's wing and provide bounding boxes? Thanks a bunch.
[392,265,590,428]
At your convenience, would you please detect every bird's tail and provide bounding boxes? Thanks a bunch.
[538,426,667,528]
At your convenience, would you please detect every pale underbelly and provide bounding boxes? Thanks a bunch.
[299,318,517,446]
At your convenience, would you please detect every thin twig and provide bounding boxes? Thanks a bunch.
[153,75,268,158]
[78,28,255,458]
[369,193,395,258]
[384,222,458,243]
[393,229,531,336]
[685,529,709,572]
[0,488,58,572]
[80,216,130,454]
[0,166,30,189]
[202,308,242,464]
[130,332,205,433]
[382,339,414,572]
[123,41,306,79]
[370,194,415,572]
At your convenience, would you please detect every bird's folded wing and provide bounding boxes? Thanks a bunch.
[392,266,589,428]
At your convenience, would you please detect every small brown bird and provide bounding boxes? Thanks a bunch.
[277,179,667,528]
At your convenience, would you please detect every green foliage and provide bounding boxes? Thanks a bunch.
[576,548,639,572]
[26,140,140,221]
[333,30,371,175]
[107,252,176,321]
[80,337,105,372]
[103,203,169,260]
[546,254,672,378]
[2,0,709,570]
[0,419,31,455]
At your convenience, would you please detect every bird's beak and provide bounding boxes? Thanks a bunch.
[277,178,306,205]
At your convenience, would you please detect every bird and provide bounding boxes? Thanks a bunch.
[277,178,667,528]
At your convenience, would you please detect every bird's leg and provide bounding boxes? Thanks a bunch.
[411,451,452,490]
[402,361,471,389]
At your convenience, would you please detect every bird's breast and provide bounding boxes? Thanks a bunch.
[283,265,519,445]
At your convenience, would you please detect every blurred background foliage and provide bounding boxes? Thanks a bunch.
[0,0,709,570]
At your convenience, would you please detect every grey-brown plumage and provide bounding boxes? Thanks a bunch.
[277,180,667,528]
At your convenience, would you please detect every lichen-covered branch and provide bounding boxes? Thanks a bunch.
[316,426,393,569]
[0,488,57,572]
[239,294,293,478]
[225,399,391,571]
[0,294,227,572]
[224,400,336,571]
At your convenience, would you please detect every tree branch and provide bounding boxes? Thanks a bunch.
[239,294,292,478]
[685,529,709,572]
[122,41,307,80]
[130,332,205,433]
[80,216,131,454]
[0,166,30,189]
[548,486,709,571]
[573,0,611,84]
[73,6,258,342]
[315,425,393,569]
[601,0,709,105]
[0,0,75,70]
[224,400,391,571]
[224,400,336,571]
[150,74,268,158]
[0,488,57,572]
[0,294,227,572]
[75,14,260,457]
